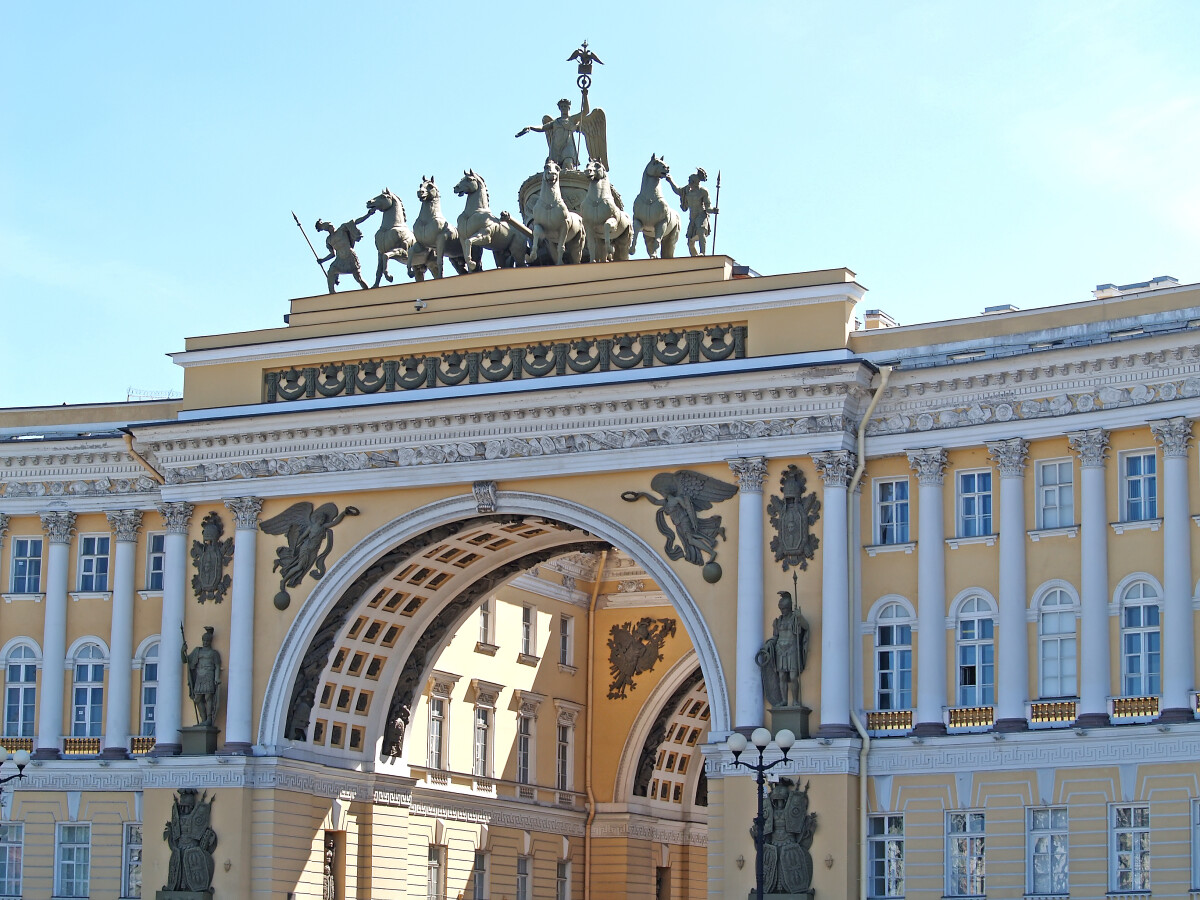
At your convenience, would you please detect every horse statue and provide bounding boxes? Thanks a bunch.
[366,188,423,286]
[412,176,469,279]
[522,159,584,265]
[581,159,632,263]
[453,170,529,271]
[631,154,681,259]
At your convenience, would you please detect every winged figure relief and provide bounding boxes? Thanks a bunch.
[607,617,676,699]
[622,470,738,580]
[260,501,360,610]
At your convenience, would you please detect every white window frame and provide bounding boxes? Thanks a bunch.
[121,821,143,899]
[1191,798,1200,892]
[516,855,531,900]
[478,596,495,647]
[140,642,159,737]
[867,814,904,899]
[1026,806,1068,896]
[1036,459,1074,529]
[427,695,447,770]
[956,469,993,538]
[427,844,446,900]
[521,605,536,657]
[874,478,910,545]
[4,643,38,739]
[955,597,995,708]
[10,537,43,594]
[875,603,913,712]
[517,714,533,784]
[559,614,573,667]
[77,534,111,592]
[55,822,91,899]
[145,532,166,592]
[0,822,23,898]
[1109,803,1150,892]
[1120,449,1158,522]
[556,722,571,791]
[946,811,985,898]
[473,707,491,778]
[1120,581,1161,697]
[1036,589,1078,699]
[556,859,571,900]
[72,643,106,738]
[472,850,489,900]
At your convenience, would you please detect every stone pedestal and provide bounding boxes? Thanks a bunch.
[748,892,814,899]
[180,725,219,756]
[157,891,213,900]
[768,706,811,740]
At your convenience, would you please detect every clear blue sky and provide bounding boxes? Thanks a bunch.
[2,1,1196,407]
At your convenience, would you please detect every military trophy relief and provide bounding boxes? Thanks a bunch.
[607,617,677,700]
[260,501,360,610]
[753,778,819,899]
[158,788,218,900]
[622,469,739,583]
[767,465,821,572]
[180,626,222,756]
[190,512,232,603]
[292,42,722,294]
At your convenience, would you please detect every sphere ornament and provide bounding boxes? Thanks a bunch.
[702,561,722,583]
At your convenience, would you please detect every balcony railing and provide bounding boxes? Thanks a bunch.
[0,737,33,753]
[947,706,994,729]
[1029,700,1077,726]
[1111,696,1159,719]
[63,737,101,756]
[866,710,913,733]
[131,736,157,755]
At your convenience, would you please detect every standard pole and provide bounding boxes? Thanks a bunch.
[755,752,765,900]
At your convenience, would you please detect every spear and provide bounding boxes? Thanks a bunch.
[292,211,327,275]
[710,170,722,255]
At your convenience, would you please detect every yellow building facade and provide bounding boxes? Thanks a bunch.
[1,258,1199,899]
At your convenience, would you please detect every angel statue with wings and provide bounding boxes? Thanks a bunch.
[516,96,608,171]
[260,501,360,610]
[622,470,739,582]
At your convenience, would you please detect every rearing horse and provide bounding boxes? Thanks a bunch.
[453,170,529,271]
[581,159,632,263]
[631,154,681,259]
[412,176,468,279]
[526,159,584,265]
[366,188,422,286]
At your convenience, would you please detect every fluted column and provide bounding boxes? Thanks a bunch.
[102,510,143,758]
[728,457,768,730]
[908,449,949,736]
[987,439,1030,732]
[224,496,263,753]
[1152,418,1195,722]
[154,502,194,755]
[1068,429,1111,727]
[35,511,76,759]
[813,451,855,737]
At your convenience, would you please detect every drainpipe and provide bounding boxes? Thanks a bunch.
[583,548,608,900]
[122,431,165,483]
[847,365,891,900]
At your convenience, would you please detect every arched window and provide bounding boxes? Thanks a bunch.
[4,643,38,738]
[72,644,105,738]
[1121,582,1161,697]
[1038,590,1077,698]
[876,603,913,711]
[140,643,159,736]
[956,597,994,707]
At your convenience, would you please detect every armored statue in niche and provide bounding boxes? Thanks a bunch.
[752,778,818,898]
[190,512,232,604]
[621,470,738,583]
[159,788,217,899]
[260,501,361,610]
[757,591,810,710]
[182,626,222,728]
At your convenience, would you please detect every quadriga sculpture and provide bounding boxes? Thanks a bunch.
[453,170,529,271]
[631,154,681,259]
[581,159,632,262]
[412,176,469,280]
[366,188,422,286]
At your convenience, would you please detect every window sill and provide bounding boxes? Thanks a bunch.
[1027,526,1078,542]
[517,652,540,667]
[946,534,997,549]
[1025,895,1069,899]
[1106,892,1152,900]
[70,590,112,602]
[1110,518,1162,534]
[474,641,499,656]
[137,590,164,600]
[558,663,578,675]
[2,592,43,603]
[865,541,916,557]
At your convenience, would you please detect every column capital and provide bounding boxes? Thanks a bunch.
[224,496,264,530]
[726,457,768,493]
[105,509,144,543]
[157,501,195,534]
[40,511,77,544]
[1067,428,1110,468]
[0,513,8,546]
[985,438,1030,477]
[812,450,856,487]
[1150,417,1193,458]
[906,448,948,485]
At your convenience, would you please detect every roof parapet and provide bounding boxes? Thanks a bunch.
[863,309,898,329]
[1094,276,1179,299]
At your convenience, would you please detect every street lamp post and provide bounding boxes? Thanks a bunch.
[0,747,30,799]
[727,727,796,900]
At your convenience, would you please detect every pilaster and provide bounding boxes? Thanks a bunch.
[102,509,143,758]
[1068,428,1111,727]
[154,501,194,755]
[986,438,1030,732]
[907,448,948,736]
[224,496,263,753]
[812,450,855,737]
[36,510,76,759]
[728,457,767,730]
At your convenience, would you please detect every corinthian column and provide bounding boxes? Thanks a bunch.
[986,439,1030,732]
[102,509,143,758]
[908,449,948,736]
[154,502,194,755]
[812,450,856,737]
[728,457,768,730]
[36,511,76,759]
[1151,418,1195,722]
[224,497,264,753]
[1068,429,1111,727]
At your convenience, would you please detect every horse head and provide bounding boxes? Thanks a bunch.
[644,154,670,179]
[454,170,485,198]
[416,176,439,202]
[585,159,607,183]
[367,188,399,213]
[542,158,562,187]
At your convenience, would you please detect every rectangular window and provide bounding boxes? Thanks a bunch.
[1036,460,1074,529]
[427,845,446,900]
[145,533,166,592]
[428,697,445,770]
[1122,451,1158,522]
[876,479,910,545]
[517,715,532,784]
[876,623,912,711]
[1122,602,1161,697]
[957,613,995,707]
[946,811,985,897]
[0,823,22,897]
[557,860,570,900]
[10,537,43,593]
[79,535,111,591]
[4,649,37,738]
[141,657,159,736]
[122,822,143,899]
[559,614,573,666]
[1111,804,1150,892]
[472,851,488,900]
[516,855,530,900]
[473,708,490,777]
[1026,807,1067,896]
[957,470,993,538]
[521,605,535,656]
[867,814,904,899]
[73,657,105,738]
[556,723,570,791]
[479,597,494,645]
[56,823,91,898]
